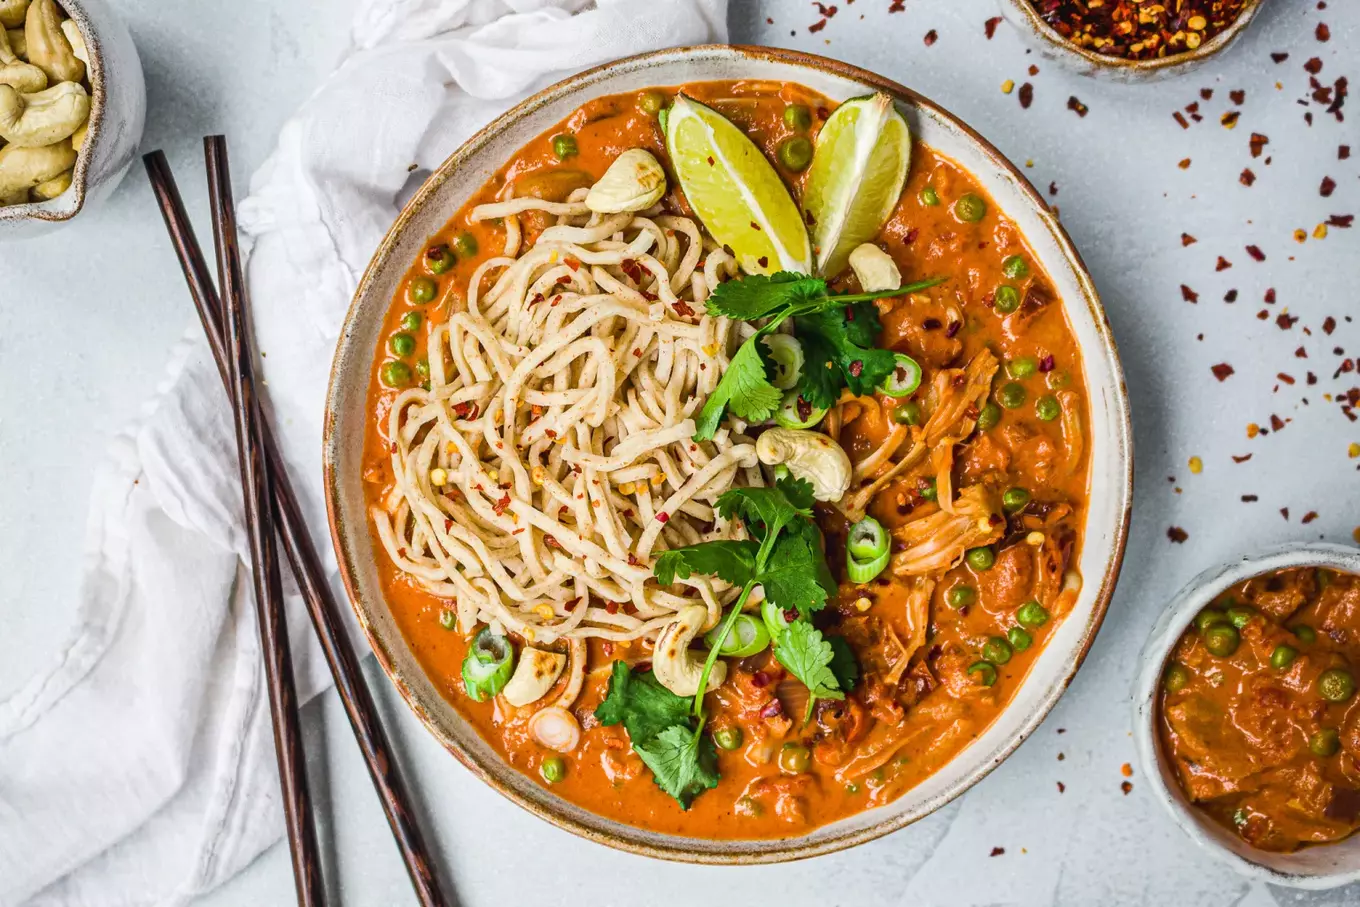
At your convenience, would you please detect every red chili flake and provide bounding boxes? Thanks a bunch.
[605,600,619,615]
[1264,288,1276,304]
[1212,363,1236,381]
[849,360,864,377]
[1181,285,1199,303]
[1341,145,1352,160]
[1168,527,1188,543]
[452,401,480,420]
[1232,454,1253,463]
[1181,233,1197,246]
[1257,310,1270,320]
[565,257,580,272]
[1281,508,1290,520]
[923,29,938,46]
[1019,83,1034,109]
[1272,52,1289,64]
[1276,313,1298,330]
[1067,96,1089,117]
[751,671,772,688]
[809,19,827,34]
[1328,215,1354,228]
[1278,372,1296,384]
[990,847,1005,857]
[1225,289,1239,302]
[1316,22,1330,41]
[656,511,669,523]
[1246,245,1265,262]
[1240,168,1256,186]
[1039,355,1056,373]
[1242,495,1259,503]
[1057,782,1066,793]
[985,16,1003,39]
[706,156,715,166]
[1121,781,1133,795]
[1270,414,1286,431]
[1173,112,1190,129]
[1178,158,1192,169]
[1249,133,1269,157]
[493,494,511,516]
[1048,181,1058,196]
[1320,176,1337,197]
[1296,346,1309,358]
[671,299,695,318]
[1305,57,1324,75]
[544,535,561,549]
[444,519,453,532]
[1222,111,1241,129]
[1324,317,1337,334]
[946,321,962,338]
[760,699,783,719]
[1029,64,1040,76]
[757,255,769,269]
[1307,372,1318,384]
[1229,89,1246,105]
[1302,511,1319,524]
[1216,256,1233,271]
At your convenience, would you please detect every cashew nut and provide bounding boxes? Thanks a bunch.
[755,427,853,502]
[0,80,88,146]
[848,243,901,293]
[58,17,84,66]
[28,164,67,199]
[24,0,82,85]
[0,21,44,92]
[585,149,667,214]
[6,27,24,58]
[69,116,84,149]
[652,604,727,698]
[0,0,28,30]
[0,136,73,196]
[501,646,565,707]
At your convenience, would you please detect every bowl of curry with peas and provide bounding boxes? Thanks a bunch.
[1135,543,1360,889]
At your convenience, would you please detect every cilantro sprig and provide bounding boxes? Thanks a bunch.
[694,271,945,440]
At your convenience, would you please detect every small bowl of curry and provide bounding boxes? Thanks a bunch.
[1134,543,1360,889]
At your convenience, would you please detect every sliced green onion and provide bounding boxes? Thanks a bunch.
[774,389,827,429]
[847,517,889,561]
[846,548,889,583]
[461,627,515,702]
[878,353,922,398]
[763,334,804,391]
[704,613,771,657]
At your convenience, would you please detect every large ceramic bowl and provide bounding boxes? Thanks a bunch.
[1133,542,1360,889]
[325,44,1134,863]
[0,0,146,240]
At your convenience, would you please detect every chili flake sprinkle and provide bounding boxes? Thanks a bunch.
[1029,0,1251,60]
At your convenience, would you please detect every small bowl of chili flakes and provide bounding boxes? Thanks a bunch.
[1133,542,1360,889]
[1002,0,1268,82]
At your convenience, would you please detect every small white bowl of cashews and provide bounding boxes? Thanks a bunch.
[0,0,144,240]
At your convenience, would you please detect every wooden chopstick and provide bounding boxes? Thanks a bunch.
[143,147,451,907]
[203,136,326,907]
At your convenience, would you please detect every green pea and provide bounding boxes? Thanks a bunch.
[954,193,987,223]
[1002,486,1031,513]
[714,726,744,751]
[1309,728,1341,757]
[920,478,938,502]
[1270,645,1298,670]
[1017,600,1049,628]
[966,546,995,570]
[778,743,811,774]
[1194,609,1231,633]
[997,382,1027,410]
[946,585,976,608]
[408,276,437,305]
[424,243,455,275]
[982,636,1014,665]
[1292,625,1317,644]
[380,360,413,388]
[1008,626,1033,652]
[541,756,566,783]
[453,232,479,258]
[1164,663,1191,693]
[976,402,1002,431]
[1318,668,1356,703]
[777,136,814,171]
[994,285,1021,314]
[919,186,940,206]
[1035,395,1061,422]
[1047,371,1070,389]
[1226,606,1257,629]
[783,104,812,130]
[1002,255,1029,279]
[438,608,456,630]
[551,134,578,159]
[639,90,666,115]
[1009,356,1039,379]
[389,332,416,358]
[415,358,430,378]
[893,401,923,425]
[968,661,998,687]
[1204,625,1240,658]
[401,311,423,332]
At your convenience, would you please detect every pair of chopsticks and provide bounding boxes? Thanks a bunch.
[143,141,452,907]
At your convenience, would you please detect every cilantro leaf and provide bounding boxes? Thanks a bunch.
[841,300,884,348]
[632,724,720,809]
[793,306,898,407]
[774,622,845,720]
[775,473,817,512]
[654,540,759,588]
[705,271,825,320]
[694,335,782,441]
[715,483,812,549]
[759,522,835,619]
[827,634,860,692]
[595,661,694,745]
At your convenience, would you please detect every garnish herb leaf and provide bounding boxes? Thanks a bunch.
[631,725,720,809]
[715,482,812,547]
[793,305,898,407]
[595,661,694,745]
[654,540,759,588]
[694,335,782,440]
[773,622,845,721]
[827,635,860,693]
[705,271,825,320]
[759,522,835,620]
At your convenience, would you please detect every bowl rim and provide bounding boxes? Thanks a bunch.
[1000,0,1267,74]
[323,42,1134,863]
[1131,541,1360,890]
[0,0,105,225]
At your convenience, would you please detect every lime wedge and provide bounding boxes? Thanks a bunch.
[802,93,911,279]
[666,95,812,276]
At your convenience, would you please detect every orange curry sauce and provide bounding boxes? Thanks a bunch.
[360,81,1090,837]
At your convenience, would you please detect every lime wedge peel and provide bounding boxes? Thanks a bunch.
[666,95,813,277]
[802,93,911,279]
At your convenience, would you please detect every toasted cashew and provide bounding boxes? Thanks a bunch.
[0,80,88,146]
[848,243,901,293]
[58,17,84,66]
[586,149,667,214]
[0,137,74,196]
[0,20,43,91]
[502,646,565,707]
[28,164,67,199]
[0,0,28,30]
[755,427,853,502]
[24,0,82,84]
[6,27,23,58]
[653,604,727,697]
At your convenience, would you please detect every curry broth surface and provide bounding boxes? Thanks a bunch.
[360,81,1091,838]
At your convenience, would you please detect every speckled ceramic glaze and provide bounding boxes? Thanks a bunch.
[0,0,146,240]
[325,45,1134,863]
[1000,0,1267,82]
[1133,542,1360,889]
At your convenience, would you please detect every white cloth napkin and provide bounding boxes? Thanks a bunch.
[0,2,726,903]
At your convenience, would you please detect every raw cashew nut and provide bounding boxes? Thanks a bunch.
[501,646,565,707]
[0,136,74,196]
[653,604,727,698]
[0,81,89,146]
[848,243,901,293]
[6,27,24,58]
[28,163,67,199]
[585,149,667,214]
[69,116,85,150]
[755,427,853,502]
[0,0,28,30]
[0,21,44,91]
[58,17,84,66]
[24,0,83,85]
